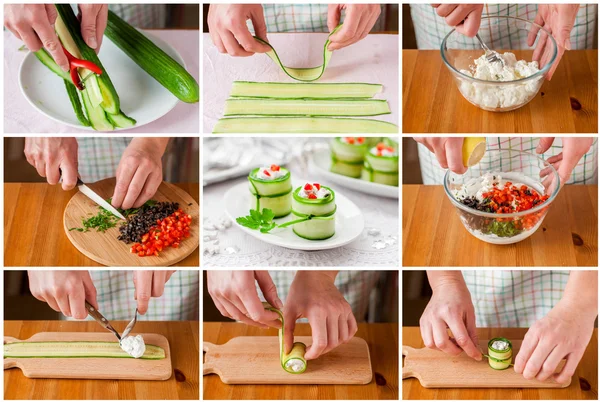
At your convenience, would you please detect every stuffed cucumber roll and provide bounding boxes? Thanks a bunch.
[291,182,336,240]
[248,164,292,218]
[362,139,399,186]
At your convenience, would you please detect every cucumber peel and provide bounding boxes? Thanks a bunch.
[263,302,307,374]
[4,341,166,360]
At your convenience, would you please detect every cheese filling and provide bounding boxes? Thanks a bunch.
[298,183,331,199]
[120,335,146,358]
[256,166,285,180]
[491,340,509,351]
[285,358,306,372]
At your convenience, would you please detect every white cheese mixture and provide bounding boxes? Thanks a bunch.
[298,183,331,199]
[285,358,306,372]
[458,52,541,109]
[453,172,529,207]
[256,166,285,180]
[120,335,146,358]
[340,137,366,145]
[491,340,509,351]
[370,144,397,157]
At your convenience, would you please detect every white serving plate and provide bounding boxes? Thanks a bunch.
[310,150,399,199]
[224,180,364,251]
[19,30,184,131]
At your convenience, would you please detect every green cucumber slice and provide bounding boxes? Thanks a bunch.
[330,137,369,163]
[290,186,336,239]
[4,341,165,360]
[487,338,513,370]
[292,186,336,216]
[255,25,341,82]
[107,110,137,128]
[361,166,399,186]
[263,302,306,374]
[213,117,398,134]
[81,89,114,131]
[230,81,383,99]
[34,49,70,81]
[224,99,390,117]
[64,79,90,127]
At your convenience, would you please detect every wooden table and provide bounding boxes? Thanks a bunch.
[4,320,199,400]
[3,183,199,266]
[403,327,598,400]
[203,322,398,400]
[403,49,598,133]
[403,185,598,266]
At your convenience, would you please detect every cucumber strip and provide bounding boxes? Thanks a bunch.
[107,110,137,129]
[64,79,90,127]
[263,302,306,374]
[487,338,513,370]
[34,49,70,81]
[224,99,390,117]
[361,164,399,186]
[331,160,363,178]
[55,5,120,114]
[213,117,399,134]
[330,137,369,163]
[4,341,165,360]
[81,89,114,131]
[255,25,341,82]
[230,81,383,99]
[105,10,199,103]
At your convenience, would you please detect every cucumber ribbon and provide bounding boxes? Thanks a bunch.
[254,25,342,82]
[263,302,307,374]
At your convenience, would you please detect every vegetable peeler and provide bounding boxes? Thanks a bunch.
[62,45,102,90]
[85,301,138,343]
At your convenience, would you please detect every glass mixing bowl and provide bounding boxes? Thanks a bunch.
[441,16,557,112]
[444,149,560,244]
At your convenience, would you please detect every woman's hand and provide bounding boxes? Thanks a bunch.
[327,4,381,50]
[77,4,108,52]
[207,4,271,56]
[528,5,579,80]
[431,4,483,37]
[207,270,283,328]
[538,137,593,192]
[111,138,169,210]
[28,270,97,319]
[24,137,79,190]
[420,271,482,360]
[133,270,176,314]
[5,4,70,71]
[514,271,597,383]
[284,271,357,360]
[414,137,467,174]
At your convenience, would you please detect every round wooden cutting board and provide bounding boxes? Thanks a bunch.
[63,178,199,266]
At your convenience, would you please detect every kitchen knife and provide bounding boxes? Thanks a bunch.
[76,177,126,220]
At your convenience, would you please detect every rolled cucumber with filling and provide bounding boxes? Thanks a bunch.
[330,137,369,178]
[361,139,399,186]
[248,165,292,218]
[263,302,307,374]
[4,341,165,360]
[486,337,513,370]
[291,183,336,240]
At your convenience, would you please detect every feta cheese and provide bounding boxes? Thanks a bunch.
[120,335,146,358]
[491,340,509,351]
[285,358,306,372]
[458,52,541,109]
[298,183,331,199]
[256,166,285,180]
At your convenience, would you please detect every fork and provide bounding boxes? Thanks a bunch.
[475,33,504,66]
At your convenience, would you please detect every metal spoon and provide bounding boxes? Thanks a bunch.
[120,308,139,340]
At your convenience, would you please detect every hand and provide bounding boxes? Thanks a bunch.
[207,4,271,56]
[77,4,108,52]
[28,270,97,319]
[432,4,483,37]
[414,137,467,174]
[133,270,176,314]
[327,4,381,51]
[111,138,169,210]
[537,137,593,192]
[207,270,283,328]
[527,5,578,80]
[284,271,357,360]
[24,137,79,190]
[4,4,70,71]
[420,271,482,360]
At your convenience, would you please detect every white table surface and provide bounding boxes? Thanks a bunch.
[202,32,399,133]
[202,141,399,267]
[4,30,199,133]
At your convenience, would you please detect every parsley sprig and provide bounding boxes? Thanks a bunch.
[236,208,312,233]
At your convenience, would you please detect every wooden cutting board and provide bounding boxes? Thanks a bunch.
[63,178,199,266]
[203,336,372,384]
[4,332,172,380]
[402,340,569,388]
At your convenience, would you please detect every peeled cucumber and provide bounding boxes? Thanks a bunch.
[4,341,165,360]
[263,302,306,374]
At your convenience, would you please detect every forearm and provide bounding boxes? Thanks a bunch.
[295,270,338,282]
[129,137,170,155]
[426,270,467,292]
[562,271,598,315]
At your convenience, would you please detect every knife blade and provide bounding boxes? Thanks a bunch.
[77,178,126,220]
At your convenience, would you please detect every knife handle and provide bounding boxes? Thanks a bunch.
[58,168,83,186]
[85,301,116,332]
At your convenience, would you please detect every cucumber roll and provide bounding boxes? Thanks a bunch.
[487,337,513,370]
[248,165,293,218]
[330,137,369,178]
[291,183,336,240]
[362,139,399,186]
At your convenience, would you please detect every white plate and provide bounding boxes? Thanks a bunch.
[19,30,184,131]
[310,150,399,199]
[224,180,365,251]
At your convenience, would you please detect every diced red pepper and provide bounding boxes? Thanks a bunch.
[304,183,313,191]
[270,164,280,171]
[313,183,321,190]
[308,193,317,199]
